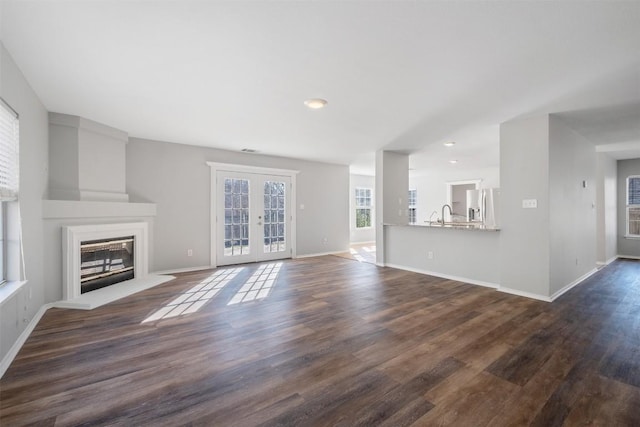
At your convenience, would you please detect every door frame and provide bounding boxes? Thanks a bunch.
[207,162,299,268]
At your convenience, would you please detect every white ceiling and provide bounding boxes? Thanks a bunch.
[2,1,639,174]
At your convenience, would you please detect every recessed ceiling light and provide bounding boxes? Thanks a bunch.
[304,98,328,109]
[449,159,458,164]
[444,141,456,147]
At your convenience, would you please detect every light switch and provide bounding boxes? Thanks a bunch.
[522,199,537,209]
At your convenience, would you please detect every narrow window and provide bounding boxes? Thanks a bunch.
[355,188,372,228]
[0,98,19,284]
[627,176,640,237]
[408,189,417,224]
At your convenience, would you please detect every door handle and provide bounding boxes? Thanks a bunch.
[258,222,263,226]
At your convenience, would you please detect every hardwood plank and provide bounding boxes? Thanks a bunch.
[1,256,640,426]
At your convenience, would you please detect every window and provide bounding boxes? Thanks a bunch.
[0,98,19,284]
[408,189,417,223]
[627,176,640,237]
[355,188,372,228]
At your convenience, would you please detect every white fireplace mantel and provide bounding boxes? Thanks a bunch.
[58,222,172,310]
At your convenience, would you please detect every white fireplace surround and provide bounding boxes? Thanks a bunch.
[62,222,149,301]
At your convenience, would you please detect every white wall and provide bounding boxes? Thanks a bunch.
[409,166,499,223]
[499,115,551,297]
[349,174,375,243]
[548,115,597,296]
[126,137,350,272]
[0,43,48,363]
[596,153,617,264]
[617,158,640,257]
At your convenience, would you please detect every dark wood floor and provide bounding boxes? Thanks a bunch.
[2,256,640,426]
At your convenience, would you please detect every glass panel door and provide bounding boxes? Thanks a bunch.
[217,171,290,266]
[260,179,290,261]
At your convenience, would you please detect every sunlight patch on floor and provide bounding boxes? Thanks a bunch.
[142,267,243,323]
[228,262,282,305]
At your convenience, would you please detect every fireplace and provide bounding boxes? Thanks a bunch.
[62,222,149,300]
[80,236,135,293]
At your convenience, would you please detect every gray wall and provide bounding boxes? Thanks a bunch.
[499,115,550,297]
[548,116,597,296]
[0,43,48,363]
[596,153,617,264]
[617,158,640,257]
[385,225,500,286]
[375,150,408,265]
[349,174,375,243]
[126,138,350,272]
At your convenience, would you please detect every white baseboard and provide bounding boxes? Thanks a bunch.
[384,263,499,289]
[1,303,53,379]
[617,254,640,260]
[153,266,212,275]
[497,287,552,302]
[596,256,618,268]
[549,268,598,302]
[296,250,348,259]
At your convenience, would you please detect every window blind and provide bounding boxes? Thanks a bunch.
[0,99,19,201]
[629,177,640,205]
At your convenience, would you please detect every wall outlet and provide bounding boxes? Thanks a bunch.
[427,251,434,260]
[522,199,538,209]
[322,237,328,244]
[187,249,193,257]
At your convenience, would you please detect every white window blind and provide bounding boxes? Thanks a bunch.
[0,99,19,201]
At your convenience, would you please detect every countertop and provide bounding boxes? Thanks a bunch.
[384,222,500,232]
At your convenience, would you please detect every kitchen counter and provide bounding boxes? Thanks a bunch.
[384,222,500,231]
[383,222,501,287]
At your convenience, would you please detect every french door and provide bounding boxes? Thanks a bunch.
[216,171,291,266]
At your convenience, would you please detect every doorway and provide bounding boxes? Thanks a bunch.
[446,179,481,221]
[216,171,291,266]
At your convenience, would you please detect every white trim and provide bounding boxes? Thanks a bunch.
[617,255,640,260]
[497,287,552,302]
[153,266,212,275]
[296,250,347,259]
[207,162,299,268]
[0,302,53,379]
[623,235,640,239]
[0,280,27,306]
[385,263,499,289]
[350,240,376,245]
[206,162,299,177]
[549,268,598,301]
[596,256,618,268]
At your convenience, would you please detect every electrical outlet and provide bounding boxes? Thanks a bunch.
[187,249,193,257]
[322,237,328,244]
[427,251,434,259]
[522,199,538,209]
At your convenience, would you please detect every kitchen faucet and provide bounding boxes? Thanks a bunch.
[441,204,452,225]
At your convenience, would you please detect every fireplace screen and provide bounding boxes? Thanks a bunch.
[80,236,134,293]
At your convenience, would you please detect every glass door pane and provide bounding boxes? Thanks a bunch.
[263,181,286,253]
[223,177,250,256]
